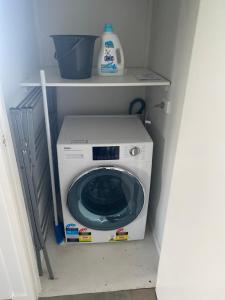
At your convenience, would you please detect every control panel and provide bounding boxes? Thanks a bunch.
[92,146,119,160]
[63,144,146,161]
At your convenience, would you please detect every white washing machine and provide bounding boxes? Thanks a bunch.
[57,115,153,243]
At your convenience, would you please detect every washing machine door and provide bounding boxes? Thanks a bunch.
[67,167,145,231]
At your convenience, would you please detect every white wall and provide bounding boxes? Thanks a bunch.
[157,0,225,299]
[34,0,151,68]
[34,0,152,119]
[146,0,200,250]
[0,250,11,299]
[0,87,40,300]
[0,0,39,110]
[0,1,41,299]
[56,87,145,125]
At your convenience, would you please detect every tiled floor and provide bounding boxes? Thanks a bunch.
[40,288,157,300]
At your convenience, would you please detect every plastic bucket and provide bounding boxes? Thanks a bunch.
[51,35,98,79]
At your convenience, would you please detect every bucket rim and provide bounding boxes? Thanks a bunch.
[50,34,99,39]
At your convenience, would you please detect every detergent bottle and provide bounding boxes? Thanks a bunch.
[98,23,125,76]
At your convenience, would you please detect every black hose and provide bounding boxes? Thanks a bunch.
[129,98,146,115]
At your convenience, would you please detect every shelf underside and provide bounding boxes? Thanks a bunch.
[21,67,170,87]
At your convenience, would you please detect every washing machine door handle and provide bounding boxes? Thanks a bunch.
[67,166,145,231]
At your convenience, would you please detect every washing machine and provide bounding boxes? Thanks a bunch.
[57,115,153,243]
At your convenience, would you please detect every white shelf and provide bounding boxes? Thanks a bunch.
[40,229,159,297]
[21,67,170,87]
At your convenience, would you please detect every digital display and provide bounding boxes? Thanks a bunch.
[93,146,120,160]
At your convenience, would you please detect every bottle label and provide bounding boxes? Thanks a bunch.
[105,40,114,48]
[101,40,118,73]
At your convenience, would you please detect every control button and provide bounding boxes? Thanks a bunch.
[129,147,140,157]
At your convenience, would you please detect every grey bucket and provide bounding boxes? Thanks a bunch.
[51,35,98,79]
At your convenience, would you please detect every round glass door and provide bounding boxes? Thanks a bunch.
[67,167,145,230]
[67,167,144,230]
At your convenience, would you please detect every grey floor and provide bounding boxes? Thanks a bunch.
[40,289,157,300]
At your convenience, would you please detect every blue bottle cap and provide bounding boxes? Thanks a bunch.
[104,23,113,33]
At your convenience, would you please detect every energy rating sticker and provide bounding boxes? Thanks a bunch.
[110,228,128,241]
[66,224,79,236]
[79,232,92,242]
[115,231,128,241]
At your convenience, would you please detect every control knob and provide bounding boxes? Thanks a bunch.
[129,146,140,157]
